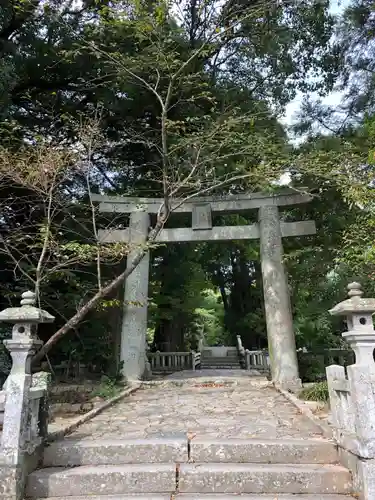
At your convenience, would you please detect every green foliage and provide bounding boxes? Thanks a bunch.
[92,375,123,399]
[299,382,329,403]
[193,289,227,346]
[298,355,327,383]
[335,0,375,114]
[291,118,375,278]
[291,268,350,350]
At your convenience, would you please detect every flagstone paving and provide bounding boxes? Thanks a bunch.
[62,371,324,441]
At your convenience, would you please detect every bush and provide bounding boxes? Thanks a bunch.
[92,375,123,399]
[299,381,329,403]
[297,353,326,383]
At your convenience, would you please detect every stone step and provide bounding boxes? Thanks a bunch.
[28,497,171,500]
[176,496,353,500]
[200,366,241,369]
[200,362,240,365]
[200,365,241,368]
[43,438,339,467]
[201,364,241,370]
[189,438,338,464]
[43,439,187,466]
[200,365,240,368]
[200,360,239,364]
[27,495,355,500]
[26,463,352,498]
[201,357,239,361]
[199,367,242,370]
[200,363,240,366]
[203,356,239,358]
[201,355,238,360]
[26,464,176,497]
[201,356,239,358]
[178,463,352,495]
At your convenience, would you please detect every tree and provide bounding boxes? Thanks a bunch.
[335,0,375,116]
[0,0,340,365]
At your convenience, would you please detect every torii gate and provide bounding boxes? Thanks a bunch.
[93,189,316,390]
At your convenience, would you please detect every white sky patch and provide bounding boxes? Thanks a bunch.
[277,172,293,186]
[281,0,351,128]
[281,89,344,127]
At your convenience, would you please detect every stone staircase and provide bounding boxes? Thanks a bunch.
[26,437,353,498]
[200,352,241,369]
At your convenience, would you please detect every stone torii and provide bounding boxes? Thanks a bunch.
[93,189,316,390]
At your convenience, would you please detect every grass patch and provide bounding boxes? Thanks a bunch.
[92,375,123,399]
[299,381,329,403]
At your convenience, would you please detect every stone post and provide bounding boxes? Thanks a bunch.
[244,349,250,370]
[121,209,150,380]
[236,335,243,351]
[191,351,196,371]
[0,291,54,500]
[259,205,300,390]
[198,337,203,353]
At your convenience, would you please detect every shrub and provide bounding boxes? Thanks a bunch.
[299,381,329,403]
[92,375,123,399]
[297,353,326,383]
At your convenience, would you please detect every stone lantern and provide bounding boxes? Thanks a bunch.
[0,290,54,387]
[0,291,54,500]
[329,282,375,366]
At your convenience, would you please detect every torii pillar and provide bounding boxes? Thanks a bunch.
[259,205,300,390]
[121,209,150,380]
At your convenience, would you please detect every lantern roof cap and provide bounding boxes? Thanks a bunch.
[0,291,54,324]
[329,283,375,317]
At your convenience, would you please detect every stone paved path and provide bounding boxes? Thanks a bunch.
[64,371,323,441]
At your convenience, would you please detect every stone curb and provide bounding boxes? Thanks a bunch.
[141,377,271,387]
[50,383,98,394]
[140,380,168,386]
[275,384,333,440]
[47,382,141,441]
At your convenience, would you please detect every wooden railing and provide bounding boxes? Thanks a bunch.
[148,351,200,372]
[297,348,354,367]
[245,349,270,372]
[243,348,353,374]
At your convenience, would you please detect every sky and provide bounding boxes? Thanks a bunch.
[281,0,352,127]
[277,0,352,183]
